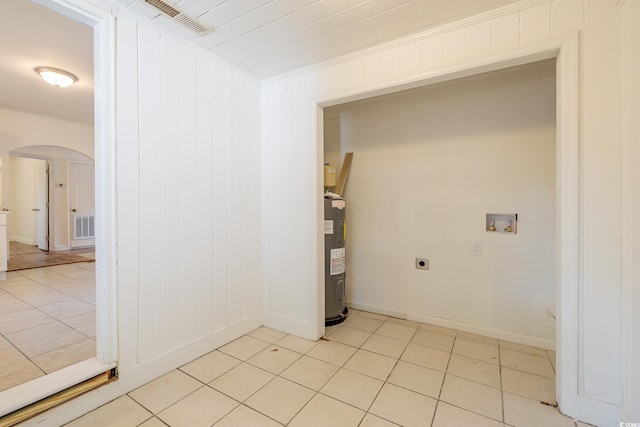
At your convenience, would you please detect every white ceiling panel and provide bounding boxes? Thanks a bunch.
[203,0,366,58]
[193,0,318,51]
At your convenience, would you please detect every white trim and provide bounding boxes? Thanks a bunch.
[350,302,555,349]
[263,313,316,341]
[30,0,119,378]
[0,358,115,418]
[311,32,619,424]
[261,0,551,85]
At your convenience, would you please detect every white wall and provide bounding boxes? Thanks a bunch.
[325,63,556,345]
[112,6,262,390]
[0,109,94,207]
[8,157,42,244]
[620,0,640,422]
[262,0,634,424]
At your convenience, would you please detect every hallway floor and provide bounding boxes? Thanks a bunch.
[60,310,591,427]
[0,263,96,391]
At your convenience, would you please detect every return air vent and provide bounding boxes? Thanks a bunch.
[144,0,213,35]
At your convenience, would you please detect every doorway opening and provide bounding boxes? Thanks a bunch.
[0,0,117,419]
[316,35,580,415]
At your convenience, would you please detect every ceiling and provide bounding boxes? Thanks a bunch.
[1,0,523,127]
[0,0,93,126]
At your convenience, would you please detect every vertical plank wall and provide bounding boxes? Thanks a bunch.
[261,0,629,424]
[115,13,262,374]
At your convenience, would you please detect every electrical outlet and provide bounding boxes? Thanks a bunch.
[471,242,483,256]
[415,258,429,270]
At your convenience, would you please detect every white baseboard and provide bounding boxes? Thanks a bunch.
[9,237,35,245]
[348,302,407,320]
[17,314,262,427]
[263,313,318,341]
[348,301,556,350]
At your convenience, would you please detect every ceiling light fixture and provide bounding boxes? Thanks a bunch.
[35,66,78,88]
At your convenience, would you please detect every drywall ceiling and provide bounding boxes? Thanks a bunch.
[1,0,524,126]
[0,0,93,126]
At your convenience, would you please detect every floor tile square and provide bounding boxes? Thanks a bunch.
[327,326,371,347]
[247,345,301,374]
[500,348,555,378]
[499,340,548,357]
[503,391,574,427]
[158,386,238,427]
[289,393,364,427]
[0,360,45,392]
[210,363,274,402]
[411,329,455,352]
[386,317,421,328]
[501,367,556,404]
[419,323,458,336]
[387,360,444,398]
[369,383,437,426]
[344,349,397,381]
[65,395,152,427]
[275,335,317,354]
[246,377,314,424]
[456,330,499,346]
[129,370,203,414]
[440,374,503,421]
[433,401,504,427]
[362,334,408,359]
[307,340,357,366]
[452,338,500,364]
[359,413,399,426]
[344,315,384,333]
[248,327,287,343]
[0,347,27,368]
[139,417,167,427]
[214,405,283,427]
[400,342,450,372]
[180,350,240,383]
[375,322,417,341]
[320,368,384,410]
[218,335,270,361]
[280,355,338,390]
[32,339,95,373]
[447,353,501,388]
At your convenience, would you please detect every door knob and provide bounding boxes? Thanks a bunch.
[71,209,77,212]
[33,208,39,212]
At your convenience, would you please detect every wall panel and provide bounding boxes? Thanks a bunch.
[116,17,262,368]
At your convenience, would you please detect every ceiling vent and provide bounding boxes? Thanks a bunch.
[144,0,213,35]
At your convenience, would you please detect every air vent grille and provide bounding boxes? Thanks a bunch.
[144,0,213,35]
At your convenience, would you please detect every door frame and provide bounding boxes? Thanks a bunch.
[34,159,49,251]
[313,33,613,423]
[0,0,117,417]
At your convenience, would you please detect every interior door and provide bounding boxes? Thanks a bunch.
[69,162,95,248]
[34,161,49,251]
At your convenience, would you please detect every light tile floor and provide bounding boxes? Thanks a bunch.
[0,262,96,391]
[61,309,594,427]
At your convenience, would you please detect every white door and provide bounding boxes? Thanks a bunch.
[69,162,95,248]
[34,161,49,251]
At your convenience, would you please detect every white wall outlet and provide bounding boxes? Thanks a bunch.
[415,258,429,270]
[471,242,483,256]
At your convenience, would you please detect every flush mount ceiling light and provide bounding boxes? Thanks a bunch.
[35,66,78,88]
